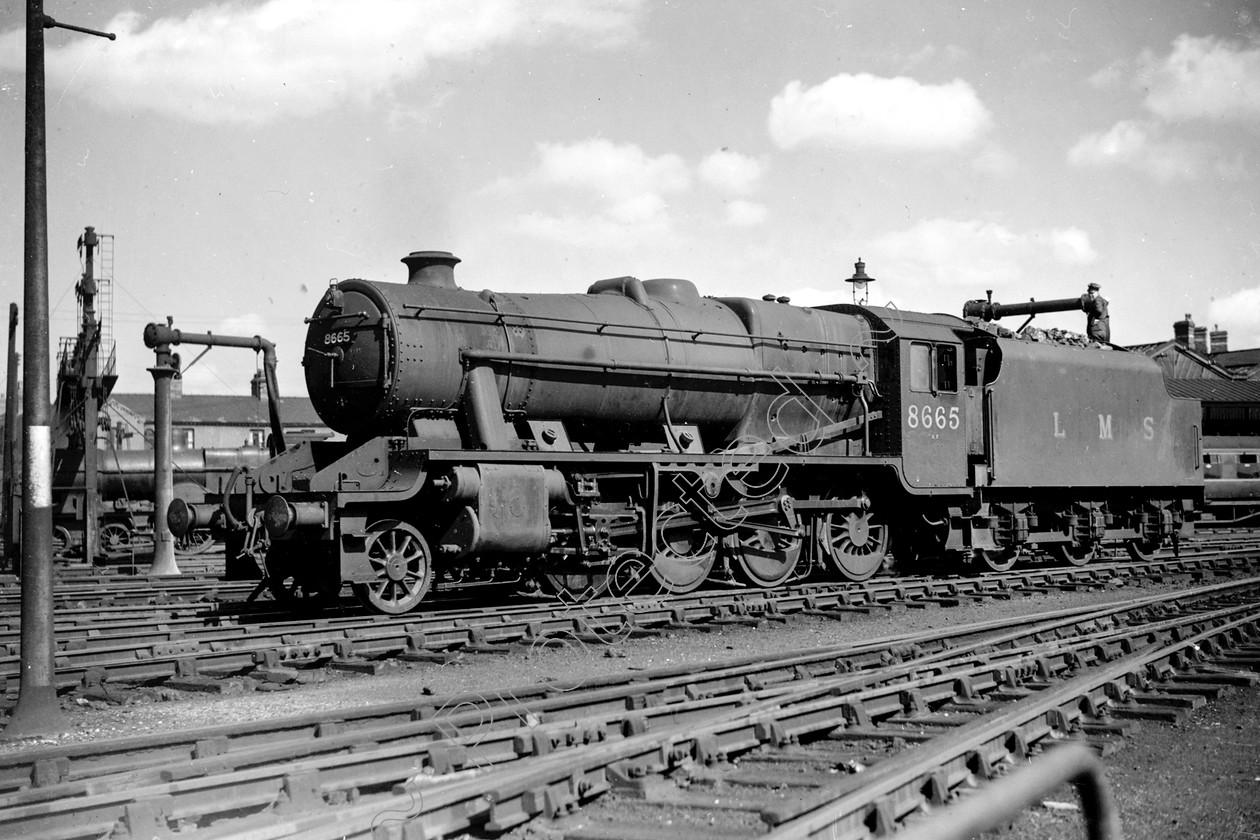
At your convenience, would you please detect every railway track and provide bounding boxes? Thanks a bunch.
[0,577,1256,839]
[2,530,1257,625]
[0,550,1257,703]
[0,550,1256,704]
[7,529,1260,612]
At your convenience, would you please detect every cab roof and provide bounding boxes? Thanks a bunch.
[819,303,977,345]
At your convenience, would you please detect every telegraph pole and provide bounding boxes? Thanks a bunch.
[3,305,18,571]
[5,1,114,740]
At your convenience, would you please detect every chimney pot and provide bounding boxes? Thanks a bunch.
[1174,314,1195,347]
[1210,326,1228,354]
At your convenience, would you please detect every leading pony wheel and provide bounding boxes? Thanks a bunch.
[352,520,432,614]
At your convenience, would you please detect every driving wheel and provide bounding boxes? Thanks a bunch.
[650,503,716,594]
[539,567,611,603]
[727,526,803,588]
[818,509,889,581]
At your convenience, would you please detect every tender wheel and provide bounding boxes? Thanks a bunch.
[726,527,803,588]
[1125,538,1161,562]
[1052,542,1098,566]
[99,523,133,554]
[265,544,340,609]
[974,546,1021,572]
[818,510,889,581]
[175,528,216,556]
[650,503,717,594]
[352,520,433,614]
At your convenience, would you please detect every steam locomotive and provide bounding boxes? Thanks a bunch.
[169,252,1203,613]
[54,447,270,558]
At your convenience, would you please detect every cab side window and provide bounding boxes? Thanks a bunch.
[936,345,958,392]
[909,342,959,393]
[909,343,931,392]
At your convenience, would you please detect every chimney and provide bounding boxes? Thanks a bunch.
[1210,325,1228,354]
[1173,314,1194,347]
[402,251,460,288]
[250,370,266,400]
[1193,326,1208,354]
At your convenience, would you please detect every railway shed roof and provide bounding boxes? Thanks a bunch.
[1164,379,1260,403]
[1127,340,1239,380]
[1210,347,1260,379]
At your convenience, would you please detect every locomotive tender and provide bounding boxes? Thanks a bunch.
[170,251,1202,613]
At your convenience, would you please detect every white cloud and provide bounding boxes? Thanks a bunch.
[724,200,768,227]
[767,73,992,152]
[500,140,772,244]
[866,219,1098,290]
[1207,286,1260,347]
[0,0,644,125]
[532,139,691,201]
[698,149,764,195]
[1067,119,1219,181]
[1050,228,1099,265]
[507,139,690,247]
[1144,35,1260,125]
[971,144,1020,175]
[517,211,668,248]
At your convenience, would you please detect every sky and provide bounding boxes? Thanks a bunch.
[1,0,1259,400]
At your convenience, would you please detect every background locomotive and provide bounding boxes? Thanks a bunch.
[54,447,270,558]
[170,251,1203,613]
